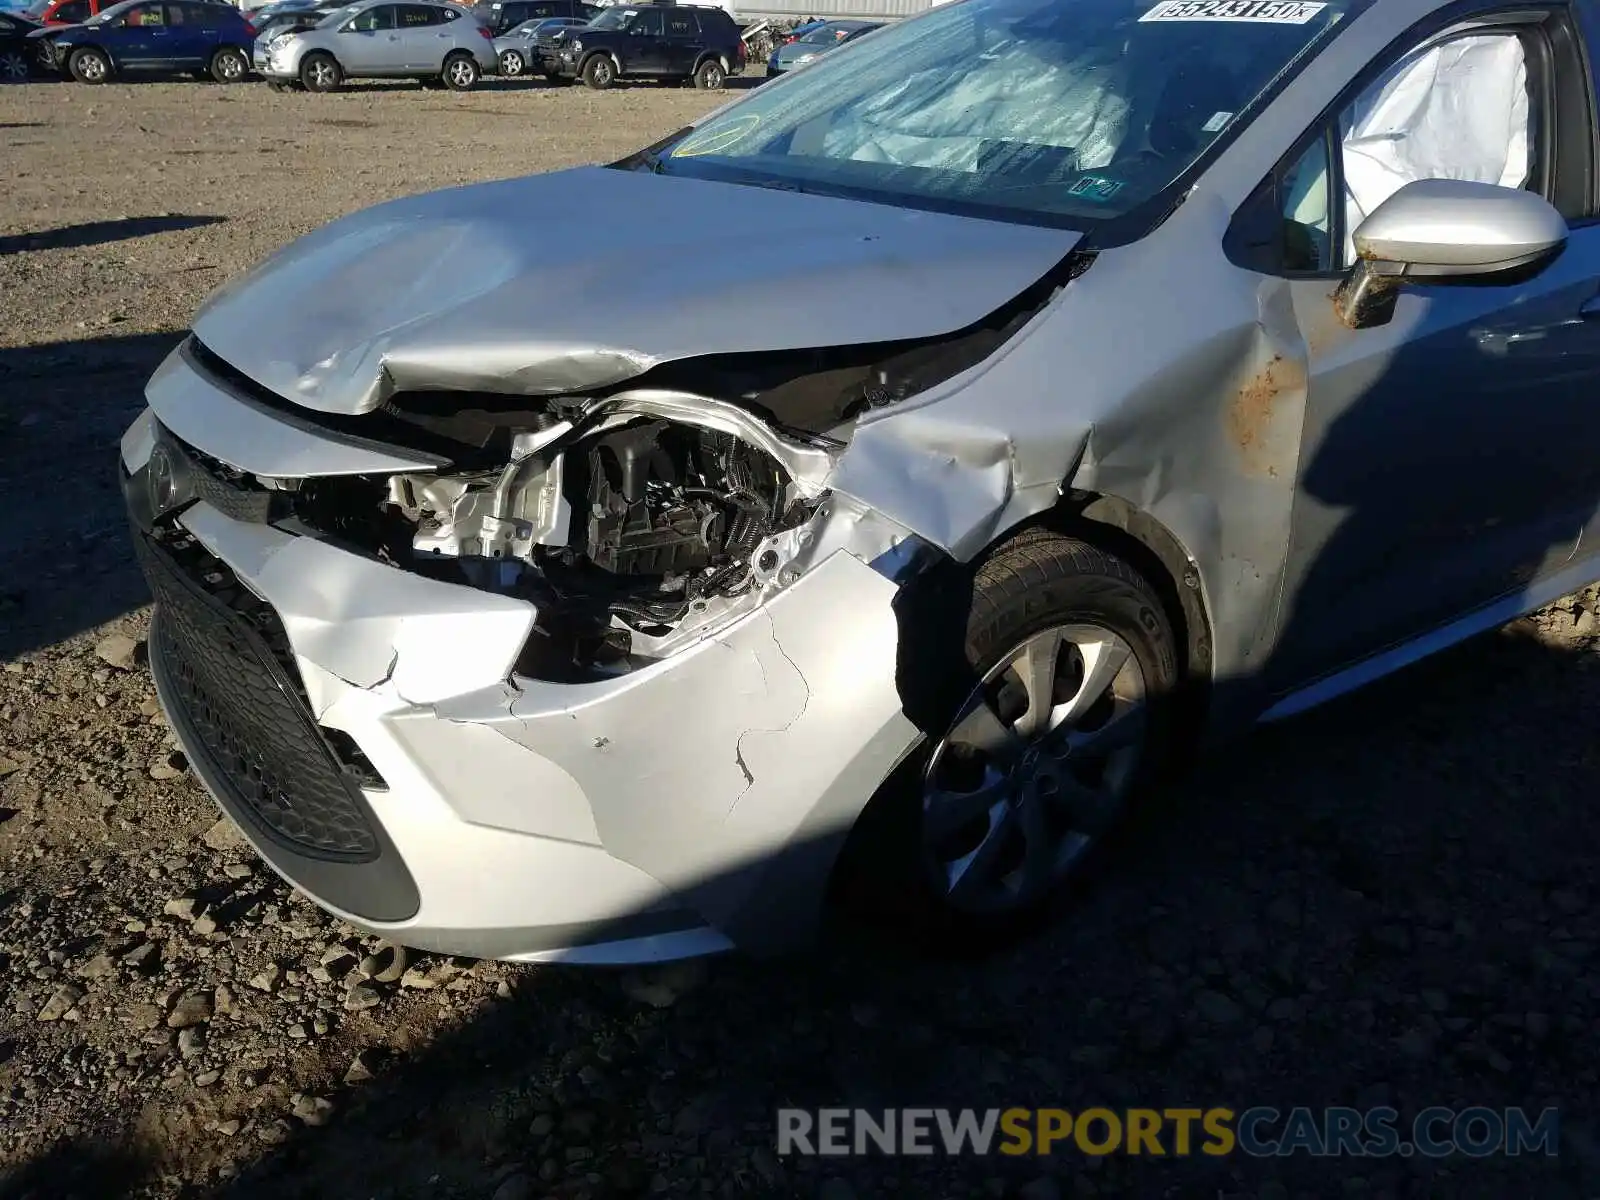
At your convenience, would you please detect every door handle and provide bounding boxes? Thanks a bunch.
[1581,295,1600,319]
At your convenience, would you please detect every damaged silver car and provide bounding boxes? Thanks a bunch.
[121,0,1600,961]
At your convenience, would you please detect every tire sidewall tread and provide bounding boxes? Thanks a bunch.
[838,529,1182,953]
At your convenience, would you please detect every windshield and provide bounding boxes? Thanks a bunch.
[587,5,632,30]
[664,0,1365,227]
[798,23,854,44]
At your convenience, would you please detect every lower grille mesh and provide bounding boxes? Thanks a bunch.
[135,528,382,861]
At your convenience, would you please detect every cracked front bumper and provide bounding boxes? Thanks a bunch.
[121,396,920,961]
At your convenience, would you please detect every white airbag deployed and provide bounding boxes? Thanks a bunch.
[1341,34,1531,259]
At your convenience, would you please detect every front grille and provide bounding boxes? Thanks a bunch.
[171,437,276,525]
[135,527,383,861]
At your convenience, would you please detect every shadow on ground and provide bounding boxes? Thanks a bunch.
[0,331,177,659]
[0,217,226,257]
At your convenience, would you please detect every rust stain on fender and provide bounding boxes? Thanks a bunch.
[1228,352,1306,477]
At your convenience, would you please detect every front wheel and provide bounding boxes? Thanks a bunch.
[498,48,523,76]
[67,46,110,84]
[844,531,1181,946]
[693,57,724,89]
[580,52,613,89]
[441,50,478,91]
[299,51,341,92]
[209,45,248,83]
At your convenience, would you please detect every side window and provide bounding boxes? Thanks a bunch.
[347,5,393,30]
[664,10,692,36]
[1283,30,1539,270]
[1280,133,1334,273]
[628,7,661,36]
[54,0,91,21]
[527,2,553,17]
[126,4,164,24]
[397,5,440,26]
[439,5,457,18]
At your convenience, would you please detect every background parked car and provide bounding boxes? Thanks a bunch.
[477,0,591,37]
[764,17,875,78]
[555,2,741,90]
[34,0,254,83]
[491,13,579,76]
[249,0,338,71]
[25,0,117,26]
[258,0,495,92]
[0,8,41,78]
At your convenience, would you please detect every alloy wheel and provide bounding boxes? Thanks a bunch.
[447,58,474,87]
[500,49,522,75]
[0,49,27,82]
[921,623,1148,915]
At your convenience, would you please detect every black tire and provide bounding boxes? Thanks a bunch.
[441,50,478,91]
[209,45,248,83]
[299,50,341,92]
[837,529,1181,949]
[579,51,613,89]
[692,57,724,89]
[498,48,523,76]
[0,47,31,83]
[67,46,110,84]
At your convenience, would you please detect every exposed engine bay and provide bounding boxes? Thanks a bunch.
[227,391,835,683]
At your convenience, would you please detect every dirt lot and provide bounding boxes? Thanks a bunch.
[3,72,1600,1200]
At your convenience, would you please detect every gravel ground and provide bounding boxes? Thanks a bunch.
[4,73,1600,1200]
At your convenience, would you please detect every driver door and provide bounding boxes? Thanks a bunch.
[622,4,664,73]
[111,2,167,66]
[1260,10,1600,692]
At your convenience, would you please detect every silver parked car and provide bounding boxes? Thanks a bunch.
[257,0,494,91]
[121,0,1600,963]
[764,17,877,78]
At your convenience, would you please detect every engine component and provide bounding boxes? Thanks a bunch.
[578,421,784,592]
[386,427,571,566]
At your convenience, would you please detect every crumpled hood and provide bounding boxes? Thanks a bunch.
[190,165,1081,416]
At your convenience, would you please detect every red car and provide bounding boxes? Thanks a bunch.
[27,0,120,25]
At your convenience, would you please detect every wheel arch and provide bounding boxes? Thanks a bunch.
[68,40,113,68]
[579,46,619,74]
[691,48,727,73]
[1035,491,1214,699]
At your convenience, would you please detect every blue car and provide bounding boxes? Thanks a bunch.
[36,0,255,82]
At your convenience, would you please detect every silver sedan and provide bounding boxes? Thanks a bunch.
[121,0,1600,962]
[258,0,496,91]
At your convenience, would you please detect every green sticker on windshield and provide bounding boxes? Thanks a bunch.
[1139,1,1327,23]
[1067,176,1124,202]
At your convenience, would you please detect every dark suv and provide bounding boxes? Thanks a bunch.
[478,0,593,36]
[554,2,742,90]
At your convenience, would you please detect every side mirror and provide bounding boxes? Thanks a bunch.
[1335,178,1567,329]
